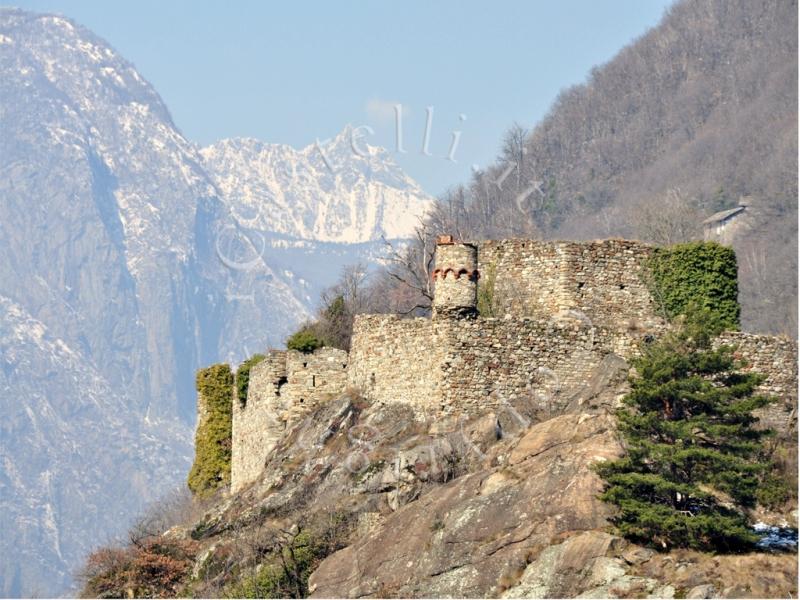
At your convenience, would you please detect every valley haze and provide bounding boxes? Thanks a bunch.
[0,0,797,598]
[0,7,430,595]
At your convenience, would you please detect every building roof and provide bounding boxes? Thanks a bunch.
[702,205,746,225]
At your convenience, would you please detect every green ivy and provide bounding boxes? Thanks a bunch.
[646,241,740,330]
[236,353,266,407]
[187,363,233,497]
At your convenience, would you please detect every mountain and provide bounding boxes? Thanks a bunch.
[432,0,797,335]
[0,8,431,596]
[201,130,432,243]
[0,296,190,597]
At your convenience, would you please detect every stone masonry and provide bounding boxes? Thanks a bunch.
[348,238,670,417]
[231,237,798,492]
[231,347,348,492]
[715,332,798,433]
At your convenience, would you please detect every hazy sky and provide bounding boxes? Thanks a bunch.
[11,0,673,195]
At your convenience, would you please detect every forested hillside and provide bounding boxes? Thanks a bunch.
[427,0,797,335]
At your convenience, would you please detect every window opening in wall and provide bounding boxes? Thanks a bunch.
[299,398,304,403]
[312,375,316,387]
[303,362,307,368]
[276,376,288,396]
[577,282,585,289]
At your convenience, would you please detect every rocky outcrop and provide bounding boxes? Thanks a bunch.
[171,349,797,599]
[308,412,624,598]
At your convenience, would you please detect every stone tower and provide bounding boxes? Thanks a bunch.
[432,235,479,317]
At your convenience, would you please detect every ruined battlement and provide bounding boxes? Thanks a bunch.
[476,238,663,332]
[231,346,348,492]
[230,237,798,492]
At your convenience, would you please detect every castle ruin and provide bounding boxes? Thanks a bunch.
[231,237,798,492]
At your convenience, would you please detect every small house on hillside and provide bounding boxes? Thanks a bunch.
[702,200,749,245]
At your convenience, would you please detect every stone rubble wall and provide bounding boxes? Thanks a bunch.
[231,347,349,492]
[347,312,637,420]
[478,239,666,336]
[231,351,288,493]
[715,332,798,434]
[347,314,443,414]
[437,317,611,417]
[283,347,349,422]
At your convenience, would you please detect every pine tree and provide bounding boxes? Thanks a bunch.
[597,309,779,552]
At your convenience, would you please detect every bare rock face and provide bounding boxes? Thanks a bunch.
[179,380,796,599]
[308,412,623,598]
[500,531,668,599]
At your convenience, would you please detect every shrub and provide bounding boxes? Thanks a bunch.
[187,364,234,497]
[286,326,324,353]
[79,538,197,599]
[477,262,498,317]
[756,474,791,509]
[646,241,740,330]
[223,513,357,598]
[225,531,324,599]
[596,308,779,552]
[236,353,266,407]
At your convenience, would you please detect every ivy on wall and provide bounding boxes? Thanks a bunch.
[646,241,740,330]
[236,353,266,407]
[187,363,234,497]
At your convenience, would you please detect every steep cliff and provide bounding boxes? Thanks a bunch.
[80,352,797,598]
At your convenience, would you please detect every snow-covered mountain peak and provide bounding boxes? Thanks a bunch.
[200,126,433,243]
[1,9,432,596]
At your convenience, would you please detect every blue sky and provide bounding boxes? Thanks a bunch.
[12,0,673,195]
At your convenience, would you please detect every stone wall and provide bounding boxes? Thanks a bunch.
[231,352,288,493]
[347,312,630,420]
[283,347,349,421]
[232,238,799,491]
[231,347,349,492]
[478,239,666,337]
[437,317,609,417]
[347,314,443,414]
[715,332,798,434]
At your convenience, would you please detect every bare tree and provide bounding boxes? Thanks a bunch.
[315,263,372,350]
[379,220,439,314]
[629,188,702,245]
[127,487,196,548]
